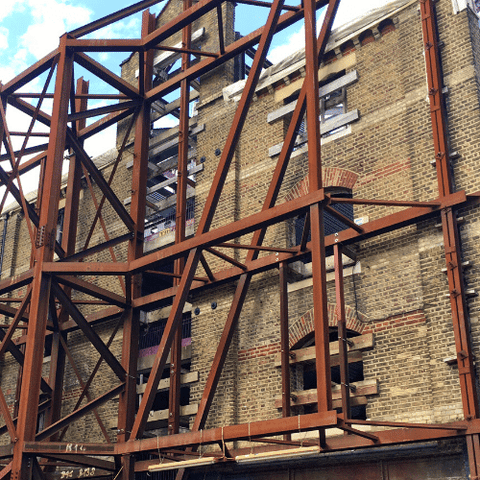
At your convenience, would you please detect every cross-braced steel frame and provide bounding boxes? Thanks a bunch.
[1,0,480,479]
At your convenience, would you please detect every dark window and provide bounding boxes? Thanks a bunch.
[139,312,192,351]
[137,313,193,432]
[320,87,346,125]
[293,190,354,248]
[301,328,366,420]
[56,207,65,245]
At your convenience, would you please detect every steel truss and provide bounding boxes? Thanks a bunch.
[0,0,479,479]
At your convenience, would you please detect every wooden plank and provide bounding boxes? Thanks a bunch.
[149,130,200,158]
[147,404,198,423]
[127,150,196,178]
[332,395,367,410]
[136,371,198,394]
[274,379,378,409]
[149,120,200,150]
[267,70,359,124]
[125,123,203,170]
[124,165,201,205]
[137,344,192,372]
[274,333,374,366]
[330,349,363,367]
[321,109,359,134]
[268,109,359,157]
[150,90,200,123]
[146,164,203,195]
[275,349,363,368]
[140,189,196,212]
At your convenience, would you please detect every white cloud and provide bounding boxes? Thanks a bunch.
[269,26,306,64]
[0,0,26,22]
[154,115,179,130]
[19,0,92,61]
[0,65,16,84]
[91,17,140,40]
[84,124,117,158]
[0,27,8,51]
[0,0,93,83]
[268,0,392,64]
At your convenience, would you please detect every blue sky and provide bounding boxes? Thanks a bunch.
[0,0,392,85]
[0,0,391,194]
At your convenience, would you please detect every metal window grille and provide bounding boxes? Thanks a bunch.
[294,193,354,246]
[139,312,192,350]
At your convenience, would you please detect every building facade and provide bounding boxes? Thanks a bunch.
[2,0,480,479]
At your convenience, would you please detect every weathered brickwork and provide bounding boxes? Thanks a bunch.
[189,1,480,466]
[2,0,480,477]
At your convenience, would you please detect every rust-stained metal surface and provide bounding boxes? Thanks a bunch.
[0,0,479,478]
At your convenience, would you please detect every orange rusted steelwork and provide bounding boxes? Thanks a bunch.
[0,0,480,479]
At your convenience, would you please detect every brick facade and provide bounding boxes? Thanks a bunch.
[2,0,480,478]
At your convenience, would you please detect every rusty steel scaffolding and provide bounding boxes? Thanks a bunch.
[1,0,480,478]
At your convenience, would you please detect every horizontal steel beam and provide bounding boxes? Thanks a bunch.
[1,50,58,96]
[54,275,127,308]
[35,383,125,441]
[37,454,116,471]
[69,0,165,38]
[21,418,480,459]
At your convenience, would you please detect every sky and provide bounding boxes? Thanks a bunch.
[0,0,393,195]
[0,0,394,83]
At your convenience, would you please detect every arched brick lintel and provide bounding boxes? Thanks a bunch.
[284,167,358,203]
[289,304,367,349]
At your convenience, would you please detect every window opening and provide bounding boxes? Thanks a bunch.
[56,207,65,245]
[292,189,354,259]
[281,69,352,153]
[320,87,346,124]
[301,328,366,420]
[138,313,193,432]
[43,335,52,358]
[319,70,347,137]
[139,312,192,352]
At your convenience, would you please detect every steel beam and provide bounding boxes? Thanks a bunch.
[1,51,58,96]
[1,0,479,475]
[54,276,127,308]
[35,384,125,442]
[169,0,192,437]
[420,1,480,476]
[117,17,154,476]
[10,35,73,480]
[334,244,350,419]
[130,0,285,440]
[178,6,340,466]
[143,0,329,101]
[51,282,126,382]
[304,0,331,422]
[279,262,291,440]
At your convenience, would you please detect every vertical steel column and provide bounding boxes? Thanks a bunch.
[118,12,154,480]
[420,0,479,421]
[0,83,5,149]
[304,0,332,421]
[11,34,73,480]
[420,0,480,476]
[131,0,285,441]
[334,244,350,419]
[169,0,192,436]
[279,261,291,440]
[46,77,88,436]
[62,77,88,256]
[189,0,339,442]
